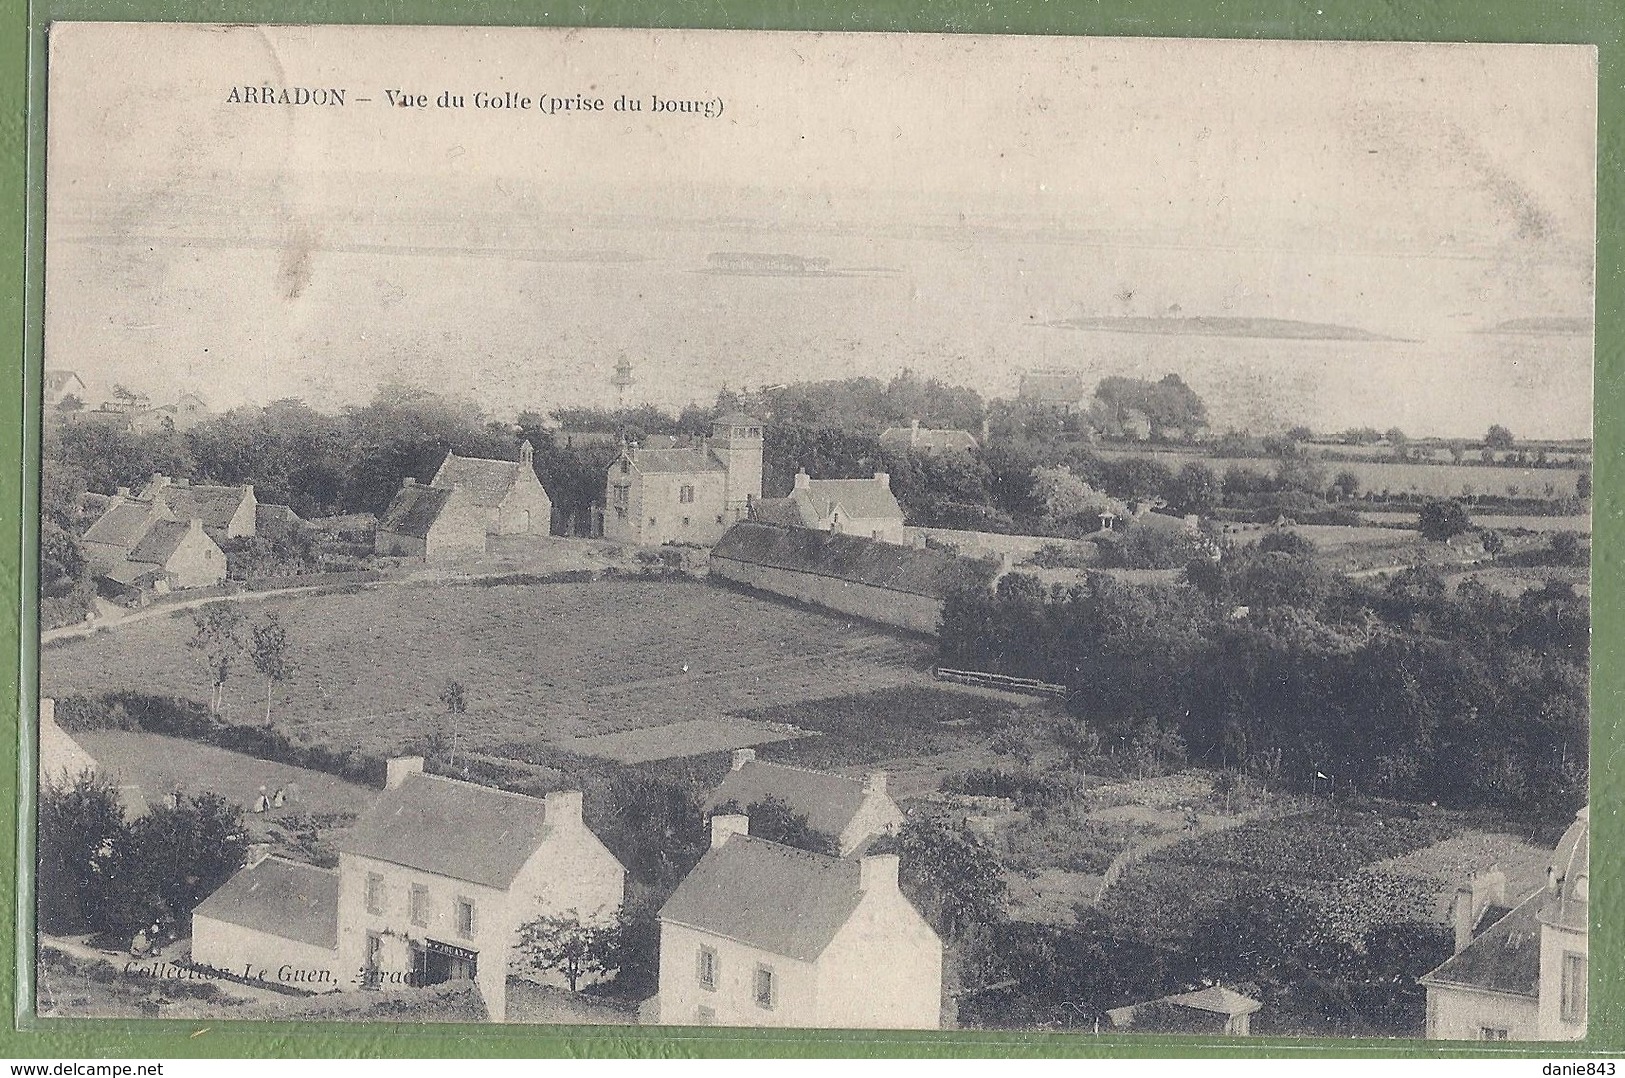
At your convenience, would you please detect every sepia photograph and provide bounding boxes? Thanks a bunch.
[33,23,1593,1039]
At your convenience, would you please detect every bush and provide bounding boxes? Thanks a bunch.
[1417,499,1471,541]
[945,767,1080,808]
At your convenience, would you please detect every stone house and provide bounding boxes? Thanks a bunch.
[753,470,907,544]
[375,442,554,560]
[707,749,904,857]
[191,852,343,991]
[1419,806,1589,1040]
[651,815,942,1029]
[189,757,626,1021]
[80,495,226,593]
[139,474,258,542]
[878,419,979,457]
[1017,369,1091,414]
[603,414,762,547]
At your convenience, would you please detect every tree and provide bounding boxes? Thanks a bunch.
[1329,470,1361,502]
[884,817,1007,941]
[439,679,468,767]
[1577,470,1592,500]
[189,603,248,715]
[1549,531,1587,567]
[1478,529,1505,557]
[514,910,615,992]
[715,795,837,855]
[1484,424,1516,450]
[39,522,89,600]
[249,613,295,724]
[1169,462,1220,515]
[1417,499,1471,541]
[37,772,129,933]
[126,792,249,930]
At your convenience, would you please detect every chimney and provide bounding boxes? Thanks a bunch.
[544,789,583,827]
[793,469,811,493]
[910,418,921,445]
[1452,886,1474,953]
[711,813,749,849]
[864,770,888,796]
[149,472,169,491]
[873,471,890,490]
[40,697,54,727]
[385,755,424,790]
[402,476,416,489]
[243,484,253,499]
[859,853,900,893]
[1472,866,1507,914]
[912,530,928,550]
[116,487,131,498]
[246,843,273,869]
[731,748,757,772]
[981,416,990,444]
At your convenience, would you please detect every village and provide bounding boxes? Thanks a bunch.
[35,362,1590,1039]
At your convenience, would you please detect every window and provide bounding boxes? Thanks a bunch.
[715,515,724,524]
[1562,952,1588,1023]
[365,873,385,915]
[754,965,776,1010]
[620,460,630,474]
[612,484,629,508]
[410,884,429,927]
[649,518,657,528]
[456,898,476,940]
[1479,1028,1509,1041]
[682,517,690,527]
[680,484,695,504]
[696,946,718,991]
[695,1006,716,1025]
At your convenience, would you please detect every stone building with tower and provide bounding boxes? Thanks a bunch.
[603,413,763,546]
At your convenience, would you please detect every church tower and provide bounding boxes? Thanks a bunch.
[710,413,763,520]
[612,357,635,408]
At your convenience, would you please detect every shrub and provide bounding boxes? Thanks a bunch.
[1417,499,1471,541]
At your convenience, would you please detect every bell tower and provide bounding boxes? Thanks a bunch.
[710,413,763,519]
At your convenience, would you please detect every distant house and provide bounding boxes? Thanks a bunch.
[43,370,87,411]
[753,470,907,544]
[603,415,763,547]
[1017,370,1091,414]
[1107,986,1263,1036]
[707,749,904,856]
[139,474,257,542]
[254,502,306,541]
[1420,807,1589,1041]
[80,495,226,594]
[651,815,942,1028]
[38,697,146,812]
[190,757,627,1021]
[878,420,978,457]
[709,522,1001,635]
[375,442,553,561]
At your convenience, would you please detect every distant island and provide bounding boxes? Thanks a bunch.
[1046,315,1407,342]
[1481,316,1593,337]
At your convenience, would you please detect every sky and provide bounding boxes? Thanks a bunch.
[44,25,1597,437]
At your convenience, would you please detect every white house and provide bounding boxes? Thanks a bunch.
[652,815,942,1029]
[752,470,907,544]
[707,749,905,857]
[191,852,343,991]
[375,443,554,560]
[190,757,626,1021]
[1420,806,1589,1040]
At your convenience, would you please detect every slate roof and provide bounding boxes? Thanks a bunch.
[753,496,822,529]
[712,522,999,601]
[44,370,84,394]
[433,453,523,508]
[126,519,195,566]
[706,760,871,839]
[192,857,340,950]
[1420,889,1545,998]
[377,484,454,539]
[99,561,163,588]
[151,484,252,532]
[797,478,904,523]
[338,773,553,889]
[1163,986,1263,1017]
[659,835,864,961]
[632,447,725,474]
[879,427,979,453]
[83,500,164,547]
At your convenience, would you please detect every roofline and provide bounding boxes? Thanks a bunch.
[656,915,830,964]
[1416,974,1539,1001]
[334,847,529,892]
[711,548,978,601]
[731,757,871,790]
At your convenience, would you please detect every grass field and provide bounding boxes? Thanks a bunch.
[1093,449,1583,500]
[42,577,935,762]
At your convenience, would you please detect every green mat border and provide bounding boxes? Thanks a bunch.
[3,0,1620,1059]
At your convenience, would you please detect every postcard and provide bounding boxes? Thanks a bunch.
[34,22,1594,1040]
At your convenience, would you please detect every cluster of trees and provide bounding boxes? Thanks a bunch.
[939,548,1589,821]
[39,774,248,939]
[188,605,296,723]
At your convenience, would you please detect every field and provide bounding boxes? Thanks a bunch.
[42,577,935,763]
[1093,448,1583,500]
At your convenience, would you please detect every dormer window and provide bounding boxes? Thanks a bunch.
[680,485,695,504]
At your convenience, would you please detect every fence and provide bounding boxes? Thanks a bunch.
[931,666,1069,698]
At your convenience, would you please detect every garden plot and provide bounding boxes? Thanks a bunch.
[560,717,806,765]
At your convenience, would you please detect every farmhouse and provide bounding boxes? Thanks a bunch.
[708,521,1001,635]
[1018,369,1090,414]
[191,757,626,1021]
[1419,806,1589,1041]
[878,420,979,457]
[753,470,907,544]
[191,852,343,991]
[80,494,226,594]
[43,369,88,410]
[603,414,763,547]
[375,441,553,560]
[139,474,257,541]
[707,748,904,856]
[651,815,942,1029]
